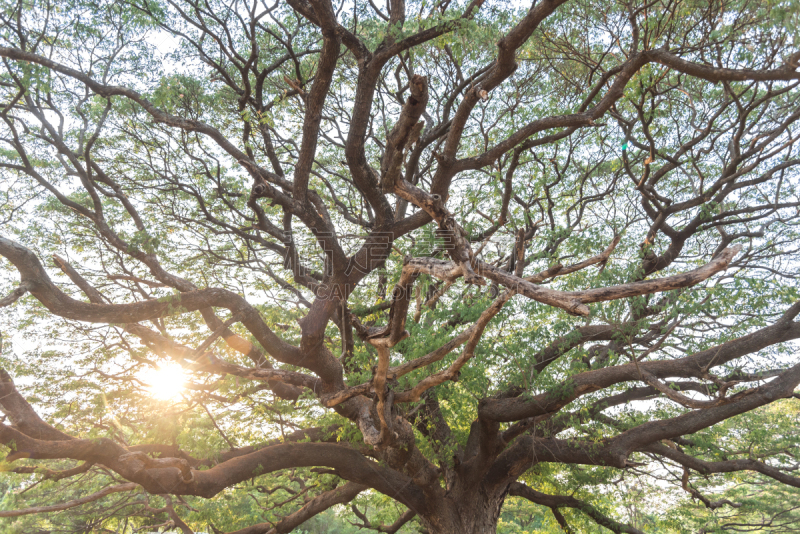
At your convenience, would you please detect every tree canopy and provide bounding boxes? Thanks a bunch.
[1,0,799,532]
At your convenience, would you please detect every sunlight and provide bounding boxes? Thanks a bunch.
[138,362,186,401]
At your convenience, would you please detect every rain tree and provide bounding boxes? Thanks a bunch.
[1,0,799,532]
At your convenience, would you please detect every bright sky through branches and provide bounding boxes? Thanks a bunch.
[137,362,186,401]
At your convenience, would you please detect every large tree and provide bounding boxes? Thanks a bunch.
[1,0,799,532]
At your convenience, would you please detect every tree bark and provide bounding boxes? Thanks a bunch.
[420,485,509,534]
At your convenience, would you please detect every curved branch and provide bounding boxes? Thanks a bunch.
[0,47,289,200]
[0,236,308,371]
[405,244,740,317]
[0,483,138,518]
[0,365,74,442]
[643,442,800,489]
[0,424,427,512]
[0,283,29,308]
[509,482,645,534]
[226,482,367,534]
[480,300,800,421]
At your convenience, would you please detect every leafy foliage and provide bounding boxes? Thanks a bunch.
[0,0,799,532]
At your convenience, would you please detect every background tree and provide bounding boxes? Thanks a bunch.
[1,0,799,532]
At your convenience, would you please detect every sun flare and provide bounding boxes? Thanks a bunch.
[138,362,186,401]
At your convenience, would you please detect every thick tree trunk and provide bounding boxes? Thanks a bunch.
[422,485,508,534]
